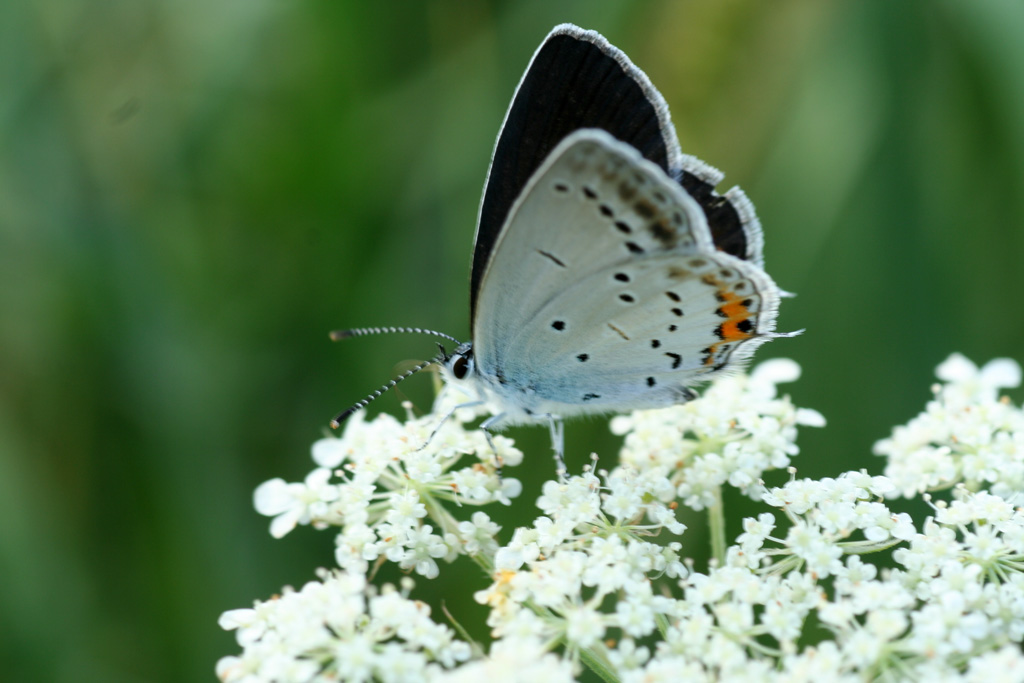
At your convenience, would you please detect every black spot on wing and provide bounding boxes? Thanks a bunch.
[649,219,676,247]
[537,250,567,267]
[608,323,630,340]
[634,200,656,218]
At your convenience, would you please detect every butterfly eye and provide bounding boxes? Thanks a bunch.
[452,354,470,380]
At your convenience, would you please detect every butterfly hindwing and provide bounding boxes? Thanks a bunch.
[499,251,779,413]
[677,157,766,268]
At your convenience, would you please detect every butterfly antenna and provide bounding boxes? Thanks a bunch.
[330,326,461,345]
[330,356,439,429]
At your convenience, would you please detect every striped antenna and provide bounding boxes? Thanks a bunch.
[330,356,439,429]
[330,326,460,345]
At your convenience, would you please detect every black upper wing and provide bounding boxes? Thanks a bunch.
[470,24,762,326]
[471,24,680,324]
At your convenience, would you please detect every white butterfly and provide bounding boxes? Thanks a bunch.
[333,24,795,466]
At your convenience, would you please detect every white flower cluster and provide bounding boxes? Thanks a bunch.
[220,356,1024,682]
[216,570,471,682]
[252,391,522,578]
[874,354,1024,499]
[478,468,689,651]
[611,358,825,510]
[474,473,1024,680]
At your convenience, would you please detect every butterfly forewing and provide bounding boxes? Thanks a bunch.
[472,24,684,324]
[473,24,768,328]
[474,130,710,372]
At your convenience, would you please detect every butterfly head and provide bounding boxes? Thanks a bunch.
[439,341,476,386]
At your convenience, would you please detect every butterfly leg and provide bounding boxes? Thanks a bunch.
[535,413,566,477]
[479,412,508,475]
[416,400,486,451]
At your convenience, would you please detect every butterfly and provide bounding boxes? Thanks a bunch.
[332,24,794,466]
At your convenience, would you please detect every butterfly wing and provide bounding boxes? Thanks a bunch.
[473,24,765,326]
[678,157,766,268]
[497,250,779,413]
[472,130,782,415]
[472,24,683,325]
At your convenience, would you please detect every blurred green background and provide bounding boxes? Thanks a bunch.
[3,1,1024,680]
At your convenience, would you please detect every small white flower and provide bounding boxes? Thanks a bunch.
[219,570,470,682]
[399,524,450,579]
[311,435,349,468]
[937,354,1022,396]
[615,593,658,638]
[966,645,1024,682]
[762,598,803,642]
[876,354,1024,497]
[456,511,501,556]
[565,604,606,646]
[608,638,650,670]
[384,489,428,527]
[254,468,339,538]
[796,407,827,427]
[750,357,801,388]
[439,637,575,683]
[865,608,907,640]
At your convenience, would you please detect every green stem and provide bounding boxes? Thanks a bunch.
[577,644,620,683]
[709,485,727,566]
[839,538,903,554]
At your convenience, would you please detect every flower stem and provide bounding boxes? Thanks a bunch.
[709,485,727,566]
[577,644,620,683]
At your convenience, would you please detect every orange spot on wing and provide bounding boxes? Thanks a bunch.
[718,291,754,341]
[704,289,754,365]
